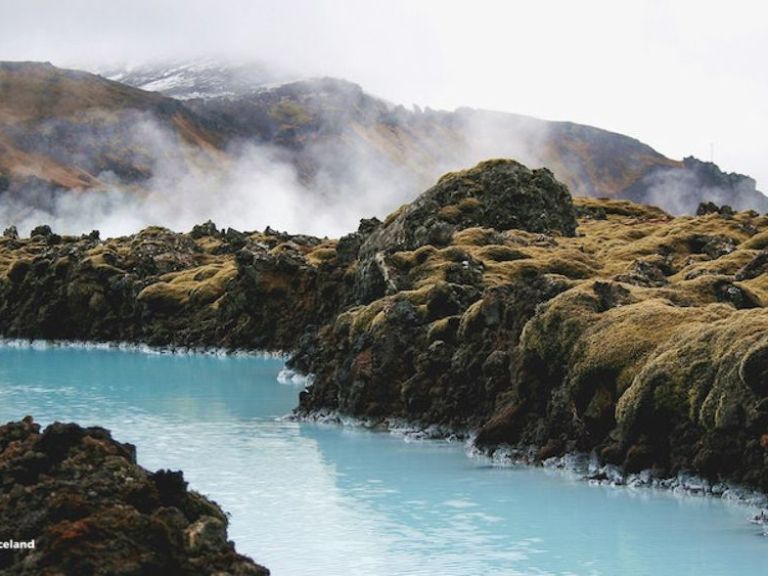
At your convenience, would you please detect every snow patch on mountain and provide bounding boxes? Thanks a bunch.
[97,58,297,100]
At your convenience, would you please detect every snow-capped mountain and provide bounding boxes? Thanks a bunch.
[97,58,296,100]
[2,60,766,227]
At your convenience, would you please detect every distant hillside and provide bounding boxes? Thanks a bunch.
[98,58,292,100]
[110,62,768,214]
[0,61,765,235]
[0,62,222,202]
[184,76,767,214]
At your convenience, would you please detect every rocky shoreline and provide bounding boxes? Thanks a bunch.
[293,407,768,534]
[481,443,768,532]
[291,160,768,493]
[0,337,288,359]
[0,417,269,575]
[2,158,767,494]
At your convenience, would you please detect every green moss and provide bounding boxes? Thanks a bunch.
[389,251,416,270]
[306,246,337,266]
[438,246,471,263]
[452,227,499,246]
[570,300,731,401]
[137,281,189,311]
[742,230,768,250]
[137,263,237,310]
[438,204,462,222]
[457,197,482,211]
[574,196,670,220]
[270,100,312,127]
[616,309,768,434]
[475,245,528,262]
[347,301,387,339]
[427,315,459,342]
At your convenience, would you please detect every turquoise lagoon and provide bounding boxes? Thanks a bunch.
[0,344,766,576]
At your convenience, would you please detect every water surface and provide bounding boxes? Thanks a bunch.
[0,344,765,576]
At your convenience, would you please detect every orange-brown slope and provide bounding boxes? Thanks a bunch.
[0,132,101,190]
[0,62,169,124]
[0,62,224,194]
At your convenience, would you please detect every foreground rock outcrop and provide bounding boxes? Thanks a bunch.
[0,221,341,350]
[292,161,768,491]
[0,417,268,576]
[1,158,767,492]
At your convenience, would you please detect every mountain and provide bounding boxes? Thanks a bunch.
[102,60,767,214]
[98,58,293,100]
[0,60,765,236]
[193,78,768,213]
[0,62,222,197]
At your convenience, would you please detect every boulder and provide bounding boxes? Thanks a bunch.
[0,417,269,575]
[361,159,577,259]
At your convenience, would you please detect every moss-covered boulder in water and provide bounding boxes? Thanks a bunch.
[293,165,768,490]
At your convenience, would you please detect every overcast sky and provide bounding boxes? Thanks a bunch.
[1,0,766,191]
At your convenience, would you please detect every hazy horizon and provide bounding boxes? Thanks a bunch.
[1,0,766,194]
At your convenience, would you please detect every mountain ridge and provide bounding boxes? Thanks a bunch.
[0,61,223,194]
[0,60,766,236]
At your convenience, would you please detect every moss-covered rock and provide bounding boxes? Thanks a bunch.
[352,160,577,303]
[293,163,768,490]
[361,159,577,257]
[2,159,768,491]
[0,223,343,350]
[0,417,269,575]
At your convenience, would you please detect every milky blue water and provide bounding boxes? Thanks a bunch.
[0,344,766,576]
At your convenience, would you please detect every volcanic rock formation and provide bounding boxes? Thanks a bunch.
[1,159,768,491]
[0,417,269,575]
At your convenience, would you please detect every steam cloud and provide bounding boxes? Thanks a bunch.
[2,100,763,240]
[635,169,763,216]
[0,143,387,239]
[0,106,553,239]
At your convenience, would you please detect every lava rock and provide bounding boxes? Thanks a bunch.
[735,250,768,281]
[360,159,578,259]
[190,220,219,239]
[0,417,269,576]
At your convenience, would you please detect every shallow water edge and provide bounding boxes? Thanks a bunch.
[295,408,768,534]
[3,337,767,536]
[0,337,287,359]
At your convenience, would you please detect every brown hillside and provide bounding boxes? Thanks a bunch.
[0,62,223,194]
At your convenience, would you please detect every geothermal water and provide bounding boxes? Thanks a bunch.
[0,345,766,576]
